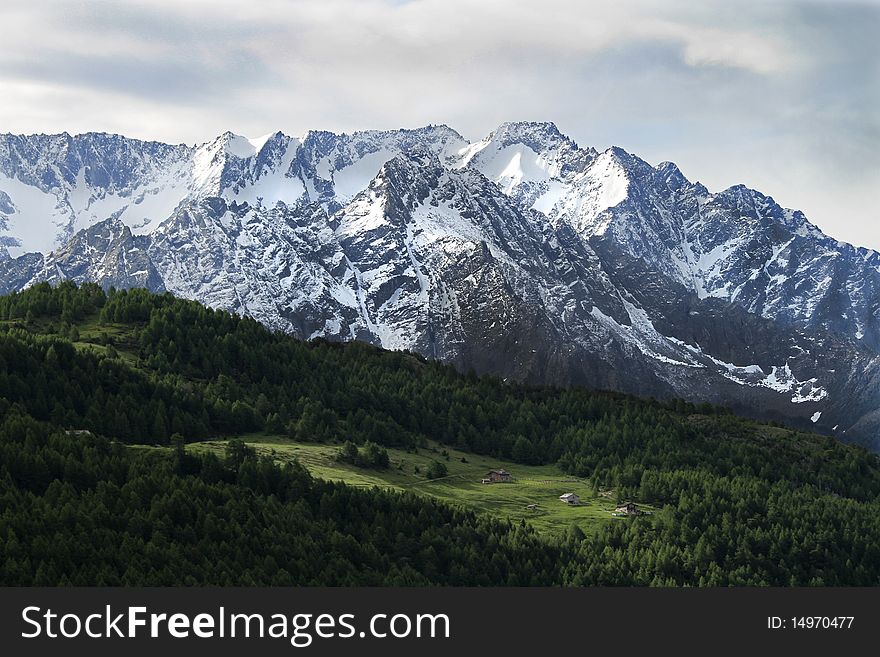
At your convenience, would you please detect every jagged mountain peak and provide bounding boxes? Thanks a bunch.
[194,130,293,165]
[327,124,467,149]
[598,145,657,176]
[361,123,465,141]
[338,149,449,225]
[711,184,826,240]
[487,120,569,145]
[462,120,589,163]
[654,161,690,191]
[455,122,599,218]
[199,130,260,157]
[1,121,879,449]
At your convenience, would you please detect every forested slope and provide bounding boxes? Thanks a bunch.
[1,282,879,585]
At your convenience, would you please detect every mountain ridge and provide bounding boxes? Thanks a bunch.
[1,121,878,448]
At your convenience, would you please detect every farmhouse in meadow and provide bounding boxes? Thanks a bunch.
[482,469,512,484]
[614,502,641,516]
[559,492,580,505]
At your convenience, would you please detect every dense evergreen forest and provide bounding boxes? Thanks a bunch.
[1,282,880,585]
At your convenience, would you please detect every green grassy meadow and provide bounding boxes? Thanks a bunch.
[187,434,647,537]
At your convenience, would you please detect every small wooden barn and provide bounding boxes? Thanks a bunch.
[482,469,512,483]
[614,502,641,516]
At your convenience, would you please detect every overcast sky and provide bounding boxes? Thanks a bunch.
[1,0,877,248]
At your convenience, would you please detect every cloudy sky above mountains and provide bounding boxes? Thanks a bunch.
[1,0,877,248]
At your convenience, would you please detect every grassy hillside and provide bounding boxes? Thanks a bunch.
[187,435,648,536]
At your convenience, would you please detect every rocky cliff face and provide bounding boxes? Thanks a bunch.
[2,122,878,448]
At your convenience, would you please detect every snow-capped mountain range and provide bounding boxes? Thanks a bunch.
[2,122,879,448]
